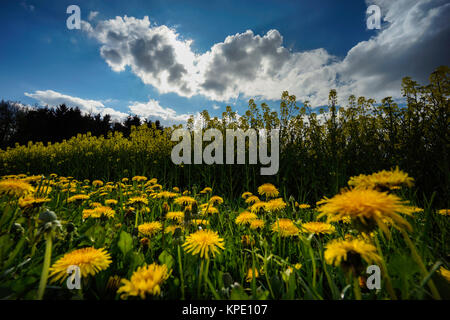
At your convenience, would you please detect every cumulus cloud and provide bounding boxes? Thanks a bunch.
[24,90,128,121]
[82,16,196,96]
[81,0,449,106]
[128,99,194,125]
[24,90,195,126]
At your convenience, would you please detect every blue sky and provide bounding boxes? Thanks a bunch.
[1,0,448,125]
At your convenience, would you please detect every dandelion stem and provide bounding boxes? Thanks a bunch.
[37,231,53,300]
[177,245,185,300]
[374,234,397,300]
[400,228,441,300]
[197,259,204,298]
[352,274,362,300]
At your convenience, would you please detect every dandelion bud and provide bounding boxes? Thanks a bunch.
[162,202,170,214]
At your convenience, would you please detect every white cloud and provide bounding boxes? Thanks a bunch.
[212,104,220,110]
[81,0,449,106]
[128,99,194,126]
[88,11,99,21]
[24,90,128,121]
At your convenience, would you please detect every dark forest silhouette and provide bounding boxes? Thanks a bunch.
[0,102,163,149]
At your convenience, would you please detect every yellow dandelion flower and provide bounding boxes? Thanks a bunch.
[301,222,335,235]
[209,195,223,205]
[67,194,90,203]
[182,190,190,195]
[90,202,103,208]
[257,183,279,198]
[241,192,253,199]
[182,229,225,259]
[93,206,115,218]
[172,187,180,192]
[245,195,260,205]
[438,209,449,216]
[192,219,210,226]
[153,191,178,199]
[164,225,184,234]
[127,196,149,207]
[246,268,260,282]
[235,211,258,225]
[0,179,35,198]
[166,211,184,223]
[105,199,118,206]
[49,247,112,283]
[18,196,50,208]
[271,219,299,237]
[294,263,302,270]
[438,267,450,282]
[174,196,197,206]
[92,180,104,187]
[117,263,171,299]
[297,203,311,209]
[132,176,147,183]
[138,222,162,237]
[250,219,265,230]
[317,188,413,235]
[265,198,287,212]
[200,187,212,194]
[201,206,219,216]
[324,238,381,273]
[348,167,414,191]
[250,201,267,214]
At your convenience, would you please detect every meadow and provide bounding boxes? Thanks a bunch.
[0,67,448,300]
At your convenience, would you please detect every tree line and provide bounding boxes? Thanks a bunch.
[0,102,163,149]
